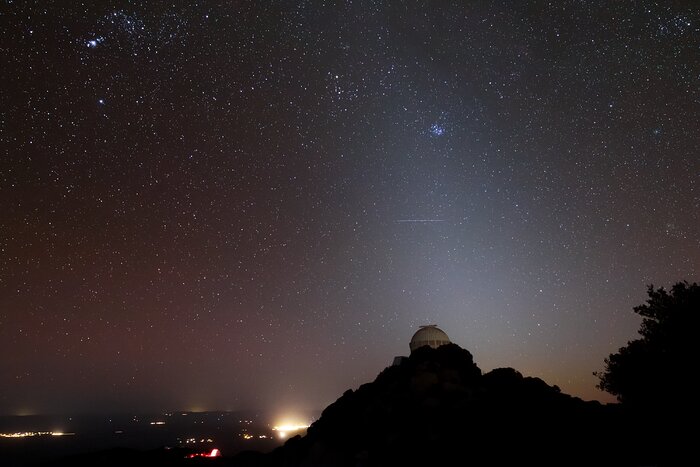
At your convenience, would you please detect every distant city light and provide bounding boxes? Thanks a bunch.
[149,421,166,425]
[272,421,310,439]
[182,437,213,444]
[185,448,221,459]
[0,432,36,438]
[272,424,310,432]
[0,431,75,438]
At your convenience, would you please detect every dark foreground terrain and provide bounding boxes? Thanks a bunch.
[41,344,687,466]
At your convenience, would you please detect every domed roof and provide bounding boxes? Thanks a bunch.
[409,325,451,353]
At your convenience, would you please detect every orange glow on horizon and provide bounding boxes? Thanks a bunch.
[271,417,310,439]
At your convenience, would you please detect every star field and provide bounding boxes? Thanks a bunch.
[0,1,698,414]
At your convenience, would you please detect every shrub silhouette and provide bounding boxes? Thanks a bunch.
[596,281,700,407]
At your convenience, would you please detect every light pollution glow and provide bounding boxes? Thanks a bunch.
[272,421,310,439]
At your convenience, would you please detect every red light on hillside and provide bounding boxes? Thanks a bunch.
[186,448,221,459]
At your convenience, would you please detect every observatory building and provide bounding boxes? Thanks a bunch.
[409,325,451,353]
[392,325,452,366]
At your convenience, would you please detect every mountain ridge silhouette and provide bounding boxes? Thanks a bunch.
[241,343,637,467]
[49,343,675,466]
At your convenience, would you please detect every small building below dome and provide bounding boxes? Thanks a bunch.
[409,325,451,353]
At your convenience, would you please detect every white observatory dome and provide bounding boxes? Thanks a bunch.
[409,325,451,353]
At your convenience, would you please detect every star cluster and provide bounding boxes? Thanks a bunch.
[0,1,698,414]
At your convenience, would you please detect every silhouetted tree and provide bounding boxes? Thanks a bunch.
[596,281,700,406]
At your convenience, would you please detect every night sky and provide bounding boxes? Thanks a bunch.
[1,1,698,416]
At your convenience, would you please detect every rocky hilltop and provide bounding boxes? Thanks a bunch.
[240,344,635,467]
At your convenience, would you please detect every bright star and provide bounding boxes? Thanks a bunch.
[86,37,104,48]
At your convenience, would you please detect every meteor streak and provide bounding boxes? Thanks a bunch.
[395,219,445,223]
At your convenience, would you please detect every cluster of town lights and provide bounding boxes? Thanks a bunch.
[0,431,74,438]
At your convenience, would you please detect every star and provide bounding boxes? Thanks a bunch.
[86,37,104,48]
